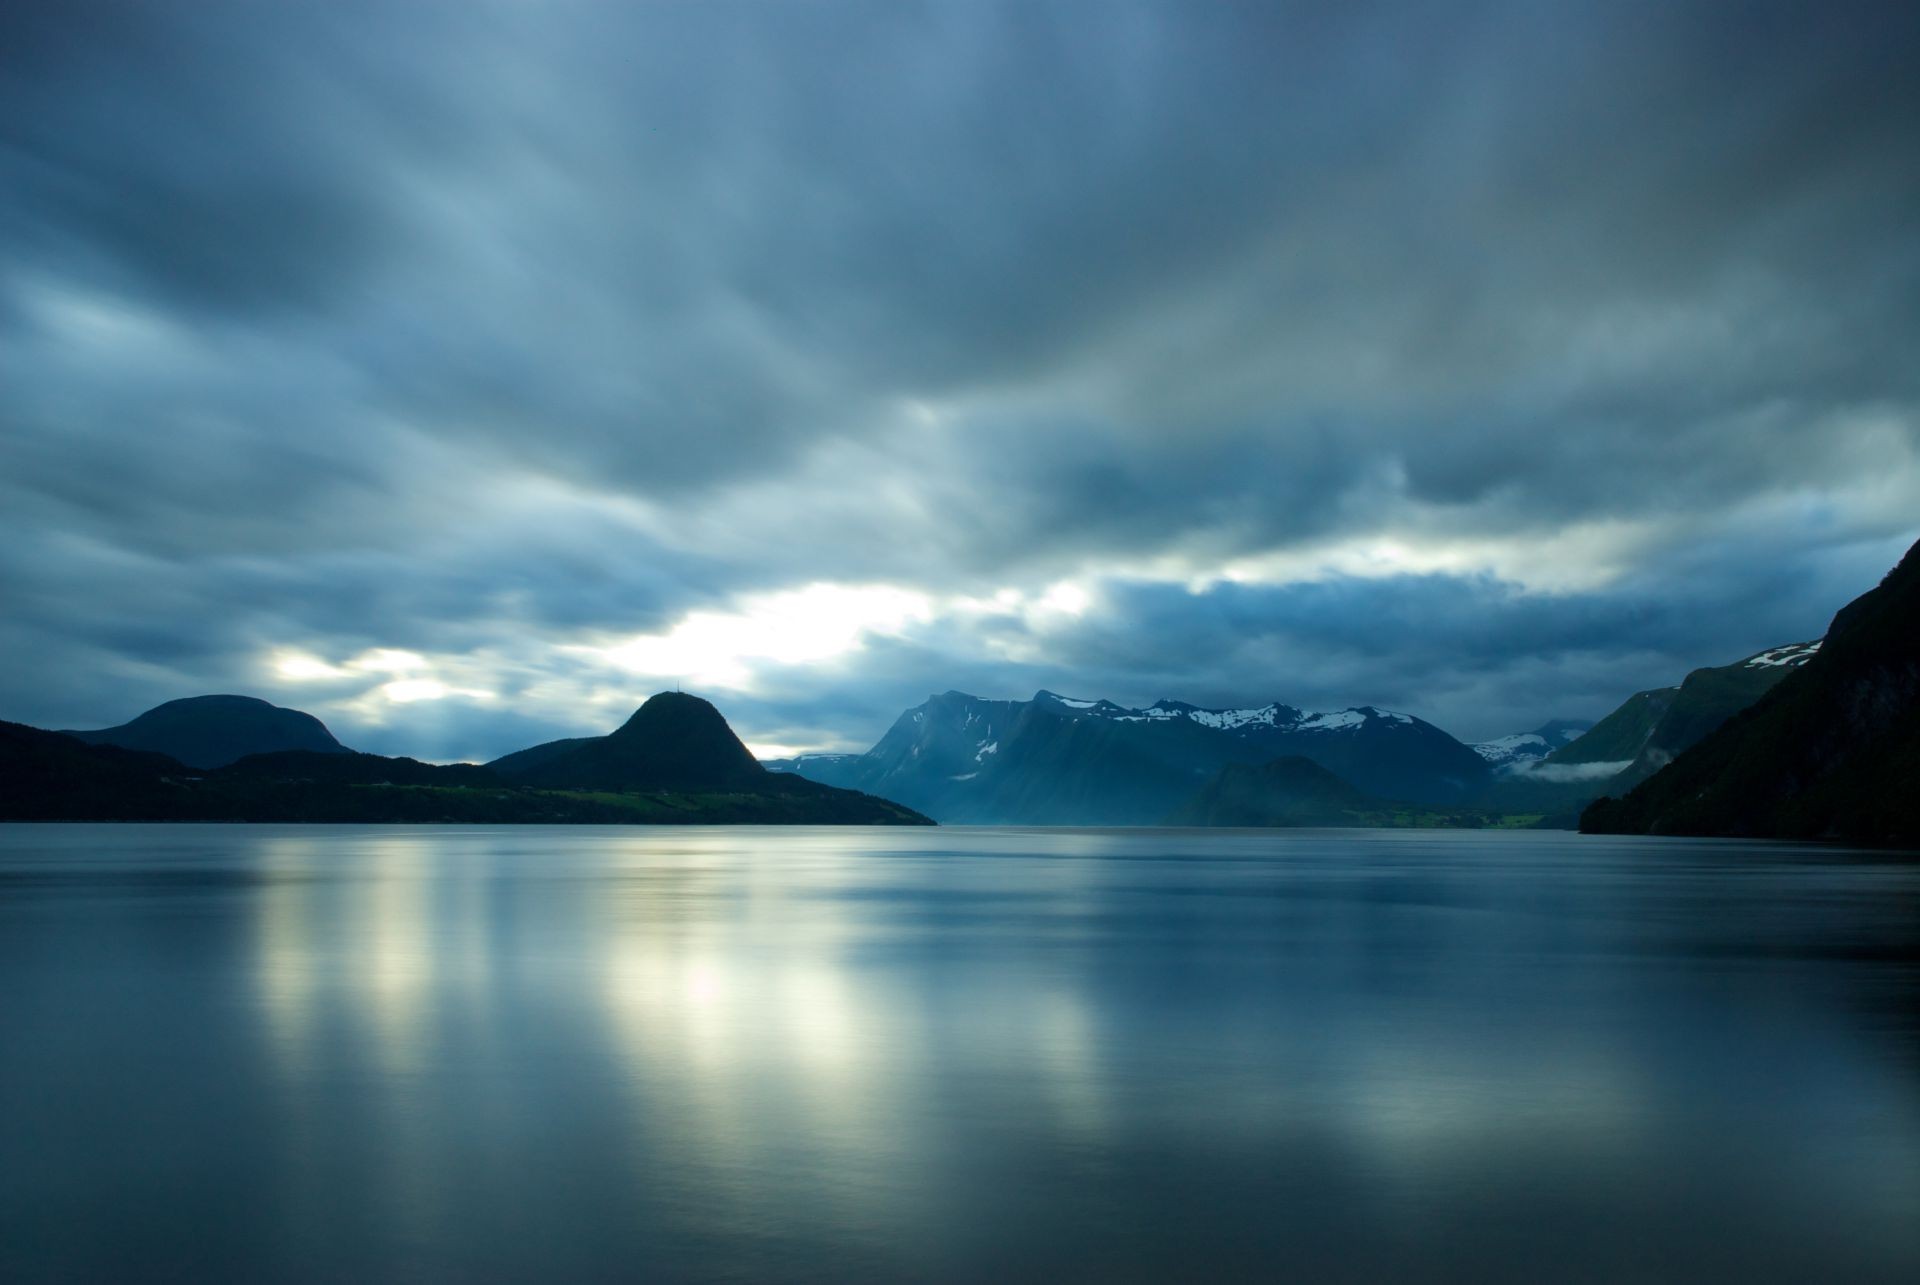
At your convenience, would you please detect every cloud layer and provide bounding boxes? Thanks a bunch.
[4,0,1917,757]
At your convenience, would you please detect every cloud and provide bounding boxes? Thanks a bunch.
[2,0,1917,758]
[1503,761,1635,785]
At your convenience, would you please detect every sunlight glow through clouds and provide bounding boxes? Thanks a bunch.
[1198,522,1666,595]
[269,647,495,705]
[262,575,1098,744]
[584,583,935,690]
[381,678,494,704]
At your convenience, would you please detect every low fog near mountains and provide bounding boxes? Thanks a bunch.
[3,1,1918,760]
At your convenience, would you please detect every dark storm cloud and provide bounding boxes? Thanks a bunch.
[3,0,1917,756]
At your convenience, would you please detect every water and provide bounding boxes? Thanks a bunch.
[1,825,1916,1283]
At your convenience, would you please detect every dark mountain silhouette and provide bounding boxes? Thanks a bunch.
[770,689,1492,824]
[485,736,598,777]
[0,720,199,820]
[1584,538,1920,846]
[218,750,501,788]
[63,695,348,769]
[483,691,933,822]
[5,692,931,826]
[493,692,765,791]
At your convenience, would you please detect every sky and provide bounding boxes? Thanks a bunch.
[3,0,1917,761]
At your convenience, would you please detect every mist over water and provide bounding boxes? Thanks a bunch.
[2,825,1916,1282]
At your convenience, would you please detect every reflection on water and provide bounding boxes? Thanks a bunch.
[1,824,1917,1282]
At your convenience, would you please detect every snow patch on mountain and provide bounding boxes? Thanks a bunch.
[1297,709,1365,731]
[1474,733,1548,763]
[1473,719,1595,768]
[1055,694,1418,735]
[1744,640,1822,668]
[1183,706,1291,730]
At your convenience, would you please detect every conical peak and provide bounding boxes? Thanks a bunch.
[612,690,727,738]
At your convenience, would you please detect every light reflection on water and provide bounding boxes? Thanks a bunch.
[0,824,1916,1282]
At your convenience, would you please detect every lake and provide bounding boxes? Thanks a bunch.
[1,824,1916,1282]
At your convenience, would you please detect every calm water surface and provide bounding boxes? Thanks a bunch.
[1,824,1916,1282]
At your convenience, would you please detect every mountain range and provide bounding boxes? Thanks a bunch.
[9,538,1912,840]
[767,689,1494,825]
[767,632,1847,828]
[1,693,930,826]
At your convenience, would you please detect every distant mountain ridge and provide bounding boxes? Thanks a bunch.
[63,694,348,769]
[1472,719,1592,767]
[14,627,1863,833]
[6,692,931,826]
[769,688,1492,824]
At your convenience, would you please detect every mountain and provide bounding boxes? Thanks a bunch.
[770,689,1491,824]
[489,691,765,791]
[1583,538,1920,846]
[1466,641,1826,827]
[1550,689,1678,767]
[1168,757,1384,826]
[487,691,933,823]
[0,728,658,823]
[218,749,501,788]
[5,693,932,826]
[0,720,200,820]
[484,736,599,777]
[1168,756,1518,828]
[1471,719,1593,768]
[63,694,348,769]
[1544,640,1822,787]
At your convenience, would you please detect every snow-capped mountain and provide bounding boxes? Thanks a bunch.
[1472,719,1593,768]
[770,689,1491,824]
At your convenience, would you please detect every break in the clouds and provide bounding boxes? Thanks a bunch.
[3,0,1917,759]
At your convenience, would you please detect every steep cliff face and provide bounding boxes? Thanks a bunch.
[1583,539,1920,847]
